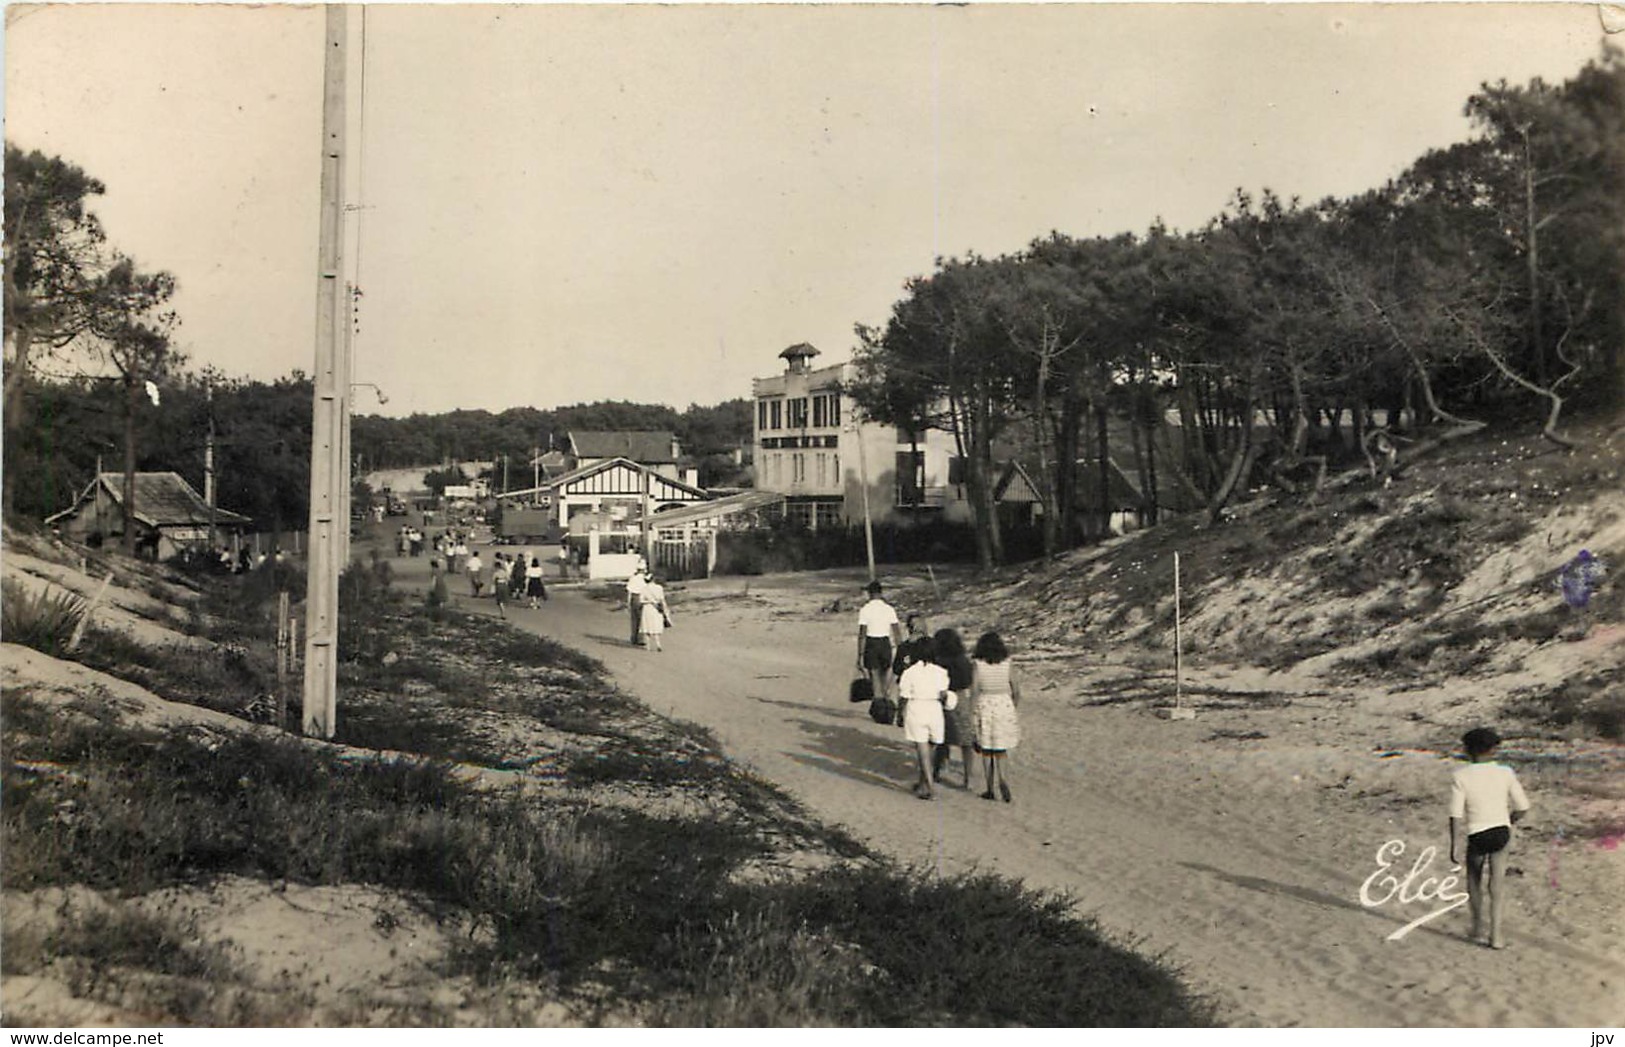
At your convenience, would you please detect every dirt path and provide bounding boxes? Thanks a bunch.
[400,548,1623,1027]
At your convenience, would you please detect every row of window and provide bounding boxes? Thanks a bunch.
[761,435,839,450]
[758,392,842,432]
[761,449,960,493]
[761,451,841,489]
[783,500,846,530]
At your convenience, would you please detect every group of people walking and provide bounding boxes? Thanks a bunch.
[395,525,427,558]
[426,542,552,618]
[856,580,1021,802]
[490,549,552,612]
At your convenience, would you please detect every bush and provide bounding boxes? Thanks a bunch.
[1,578,87,656]
[1505,668,1625,741]
[338,555,400,663]
[714,519,991,576]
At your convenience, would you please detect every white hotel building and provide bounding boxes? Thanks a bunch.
[751,343,974,530]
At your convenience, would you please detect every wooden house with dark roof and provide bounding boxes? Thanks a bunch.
[45,471,253,560]
[1074,451,1207,535]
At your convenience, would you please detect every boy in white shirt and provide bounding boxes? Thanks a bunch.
[855,580,903,713]
[1449,726,1531,950]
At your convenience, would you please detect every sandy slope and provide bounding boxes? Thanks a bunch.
[490,569,1624,1028]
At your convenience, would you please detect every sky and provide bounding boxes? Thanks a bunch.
[3,2,1611,418]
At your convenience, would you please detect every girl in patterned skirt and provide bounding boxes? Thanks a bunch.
[971,631,1022,803]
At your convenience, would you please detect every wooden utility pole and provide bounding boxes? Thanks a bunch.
[853,418,876,582]
[303,4,351,739]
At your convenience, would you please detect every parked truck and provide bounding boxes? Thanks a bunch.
[497,506,554,544]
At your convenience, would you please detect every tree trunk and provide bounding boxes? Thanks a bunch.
[1286,355,1311,460]
[1207,381,1258,523]
[2,326,35,520]
[1033,349,1055,557]
[1128,382,1152,530]
[1055,390,1083,549]
[979,391,1004,566]
[1095,360,1111,539]
[1523,129,1547,389]
[123,375,139,556]
[1177,371,1208,494]
[957,392,995,573]
[1143,393,1161,527]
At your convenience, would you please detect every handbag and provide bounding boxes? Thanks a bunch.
[868,694,897,725]
[849,677,874,703]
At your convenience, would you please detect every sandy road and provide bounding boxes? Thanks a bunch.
[396,546,1622,1028]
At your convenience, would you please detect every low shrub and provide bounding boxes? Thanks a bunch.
[71,626,272,720]
[2,578,87,656]
[1505,668,1625,741]
[735,865,1214,1026]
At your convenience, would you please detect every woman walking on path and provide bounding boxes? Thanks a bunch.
[509,553,526,598]
[640,574,671,652]
[491,553,508,618]
[890,615,930,727]
[525,556,548,609]
[467,550,485,597]
[971,631,1022,803]
[427,559,449,613]
[897,634,953,800]
[933,628,977,790]
[1449,726,1531,950]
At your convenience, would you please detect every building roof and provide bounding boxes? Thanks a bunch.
[568,430,679,464]
[1073,458,1150,513]
[632,490,784,529]
[525,449,571,474]
[546,456,710,501]
[992,461,1041,504]
[46,472,253,529]
[779,342,820,362]
[1070,454,1207,514]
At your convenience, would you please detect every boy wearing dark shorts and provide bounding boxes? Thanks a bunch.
[1449,726,1531,950]
[855,581,902,714]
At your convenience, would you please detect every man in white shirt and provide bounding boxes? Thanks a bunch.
[855,580,903,712]
[626,567,650,645]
